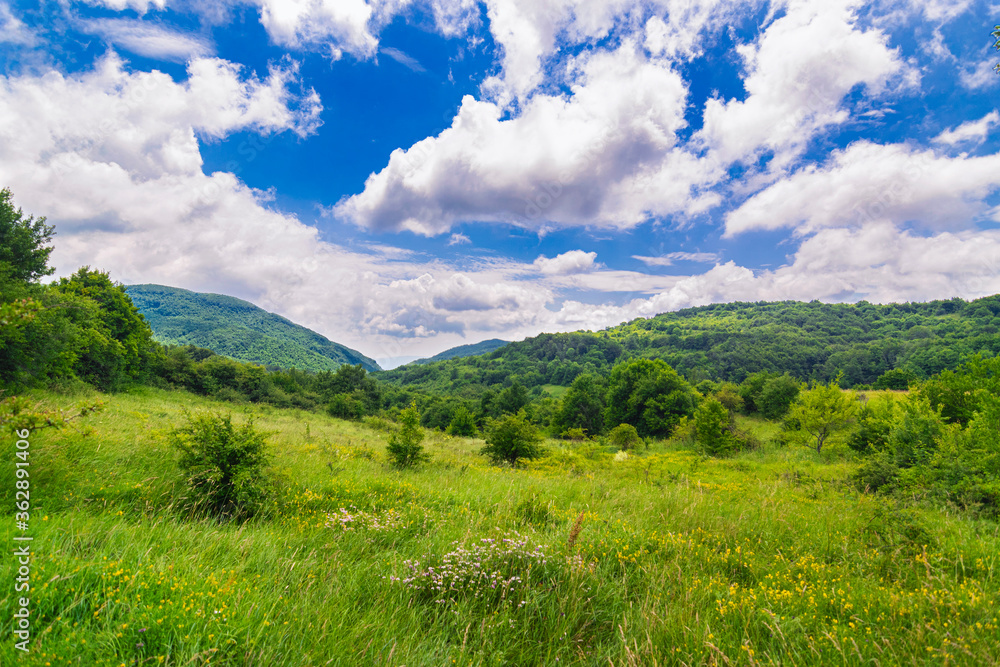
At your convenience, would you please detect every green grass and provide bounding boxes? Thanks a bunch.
[2,387,999,666]
[540,384,569,399]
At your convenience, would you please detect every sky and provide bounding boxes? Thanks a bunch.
[2,0,1000,368]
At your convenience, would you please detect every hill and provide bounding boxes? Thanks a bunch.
[412,338,509,365]
[378,295,1000,394]
[125,284,380,373]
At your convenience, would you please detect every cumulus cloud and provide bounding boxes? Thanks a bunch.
[335,40,712,234]
[447,233,471,245]
[533,250,598,275]
[82,18,214,62]
[697,0,902,167]
[725,141,1000,236]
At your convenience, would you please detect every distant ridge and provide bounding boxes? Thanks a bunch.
[125,284,380,373]
[412,338,510,365]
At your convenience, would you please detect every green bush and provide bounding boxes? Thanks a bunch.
[482,410,543,466]
[169,412,273,520]
[387,402,429,468]
[758,375,800,420]
[607,423,641,451]
[851,452,900,494]
[694,397,737,456]
[327,393,364,420]
[446,405,478,437]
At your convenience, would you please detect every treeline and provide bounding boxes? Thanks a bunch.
[378,297,1000,398]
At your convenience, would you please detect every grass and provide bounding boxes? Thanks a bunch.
[2,386,999,666]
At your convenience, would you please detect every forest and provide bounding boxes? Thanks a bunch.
[3,187,1000,665]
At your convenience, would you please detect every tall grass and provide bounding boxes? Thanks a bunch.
[2,387,998,665]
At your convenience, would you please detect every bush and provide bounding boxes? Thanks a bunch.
[387,402,429,468]
[714,382,744,413]
[607,423,641,451]
[327,393,364,420]
[446,405,478,437]
[851,452,900,494]
[169,412,273,520]
[482,410,543,465]
[560,427,588,441]
[758,375,800,420]
[873,368,916,390]
[695,397,737,456]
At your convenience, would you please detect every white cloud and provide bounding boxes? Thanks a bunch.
[255,0,383,56]
[336,41,712,234]
[0,2,36,45]
[533,250,597,275]
[634,252,719,266]
[80,0,169,11]
[82,18,214,62]
[960,59,1000,91]
[697,0,902,167]
[380,46,425,72]
[933,111,1000,146]
[447,233,471,245]
[725,141,1000,236]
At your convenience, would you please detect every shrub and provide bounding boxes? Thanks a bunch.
[446,405,477,437]
[327,393,364,420]
[169,412,272,520]
[560,427,588,441]
[695,397,737,456]
[482,410,543,465]
[873,368,916,391]
[607,423,641,451]
[386,402,429,468]
[714,382,744,413]
[851,452,900,494]
[758,375,800,420]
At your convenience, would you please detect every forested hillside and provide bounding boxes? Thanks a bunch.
[125,284,380,373]
[378,296,1000,395]
[412,338,509,365]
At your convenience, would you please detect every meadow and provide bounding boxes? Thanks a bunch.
[2,386,999,666]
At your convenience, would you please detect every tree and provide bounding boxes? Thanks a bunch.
[604,358,697,438]
[695,397,737,456]
[56,267,160,390]
[758,374,800,420]
[0,188,55,284]
[553,373,604,436]
[495,380,530,415]
[446,405,477,436]
[481,410,543,465]
[787,377,859,453]
[873,368,916,391]
[387,402,429,467]
[994,25,1000,73]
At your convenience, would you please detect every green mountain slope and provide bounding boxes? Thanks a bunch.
[413,338,509,365]
[378,296,1000,394]
[125,284,380,373]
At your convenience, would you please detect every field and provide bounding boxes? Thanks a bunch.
[2,387,999,666]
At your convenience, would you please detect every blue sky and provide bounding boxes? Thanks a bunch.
[2,0,1000,367]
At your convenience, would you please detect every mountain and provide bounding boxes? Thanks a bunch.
[412,339,509,365]
[378,295,1000,394]
[125,284,380,373]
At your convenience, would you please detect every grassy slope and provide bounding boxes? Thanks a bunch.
[125,284,380,373]
[2,389,999,666]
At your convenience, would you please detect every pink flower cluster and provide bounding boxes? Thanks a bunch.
[387,533,551,607]
[325,506,403,532]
